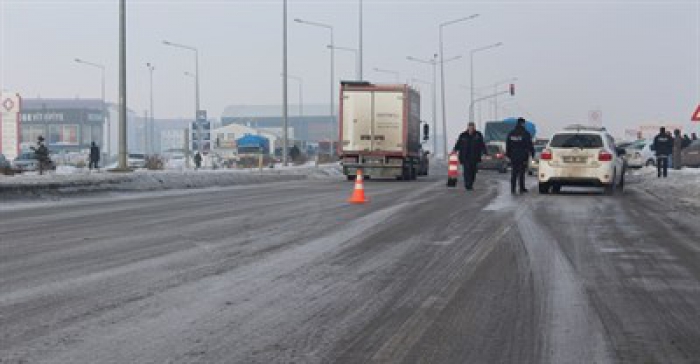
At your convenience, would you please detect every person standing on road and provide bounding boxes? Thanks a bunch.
[194,152,202,170]
[672,129,683,170]
[89,142,100,170]
[506,118,535,194]
[652,127,673,178]
[453,121,487,191]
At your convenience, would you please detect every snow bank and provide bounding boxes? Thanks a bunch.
[0,164,343,200]
[633,166,700,211]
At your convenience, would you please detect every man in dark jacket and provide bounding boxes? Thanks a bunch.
[453,122,487,190]
[672,129,683,170]
[652,127,673,178]
[194,152,203,169]
[506,118,535,194]
[89,142,100,170]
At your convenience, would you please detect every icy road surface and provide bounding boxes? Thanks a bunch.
[1,172,699,363]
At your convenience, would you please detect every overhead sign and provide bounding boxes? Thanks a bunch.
[691,104,700,123]
[0,92,21,160]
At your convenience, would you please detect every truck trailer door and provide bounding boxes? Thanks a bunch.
[372,91,404,153]
[342,91,373,152]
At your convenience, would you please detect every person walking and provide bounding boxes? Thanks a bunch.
[31,136,50,175]
[194,152,202,170]
[506,118,535,194]
[453,121,487,191]
[89,142,100,170]
[672,129,683,170]
[652,127,673,178]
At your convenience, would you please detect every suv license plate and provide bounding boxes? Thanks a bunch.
[563,156,588,163]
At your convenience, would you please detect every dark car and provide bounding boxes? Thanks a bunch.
[0,154,12,174]
[479,143,508,173]
[681,140,700,167]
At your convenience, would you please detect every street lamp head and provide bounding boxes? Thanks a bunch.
[162,40,171,45]
[495,42,504,47]
[74,58,82,63]
[294,18,304,23]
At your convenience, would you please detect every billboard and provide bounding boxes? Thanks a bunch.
[0,92,21,160]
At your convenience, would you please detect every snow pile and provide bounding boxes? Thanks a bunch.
[634,167,700,211]
[0,164,343,199]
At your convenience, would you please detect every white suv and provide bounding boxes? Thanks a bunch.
[538,125,626,195]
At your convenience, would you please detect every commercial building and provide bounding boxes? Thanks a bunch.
[221,104,335,143]
[20,98,105,154]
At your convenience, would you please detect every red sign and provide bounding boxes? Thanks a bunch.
[692,104,700,122]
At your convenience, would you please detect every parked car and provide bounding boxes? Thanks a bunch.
[0,154,12,174]
[681,140,700,167]
[624,139,655,168]
[538,125,626,195]
[12,152,39,172]
[479,143,508,173]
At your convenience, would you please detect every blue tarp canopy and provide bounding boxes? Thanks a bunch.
[236,134,269,149]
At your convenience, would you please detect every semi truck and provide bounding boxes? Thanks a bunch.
[339,81,429,180]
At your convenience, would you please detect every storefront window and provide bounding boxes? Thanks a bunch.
[82,125,92,145]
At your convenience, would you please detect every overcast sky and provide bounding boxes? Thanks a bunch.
[1,0,698,138]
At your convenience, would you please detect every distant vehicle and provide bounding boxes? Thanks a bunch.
[128,154,147,169]
[538,125,626,195]
[237,134,270,155]
[479,143,508,173]
[167,153,186,169]
[12,152,40,172]
[0,154,12,174]
[623,139,655,168]
[528,144,546,175]
[339,82,427,180]
[681,140,700,167]
[485,118,538,173]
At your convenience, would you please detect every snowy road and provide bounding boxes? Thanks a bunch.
[1,173,699,363]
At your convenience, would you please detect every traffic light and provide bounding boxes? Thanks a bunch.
[509,83,515,96]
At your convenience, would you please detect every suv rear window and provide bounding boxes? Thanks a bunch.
[486,145,501,154]
[549,133,603,148]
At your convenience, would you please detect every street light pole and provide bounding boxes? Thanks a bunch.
[294,18,336,155]
[329,45,359,80]
[146,63,155,155]
[163,40,201,154]
[283,0,289,166]
[74,58,108,157]
[469,42,503,128]
[407,54,439,154]
[373,67,400,83]
[439,14,479,158]
[118,0,127,170]
[359,0,363,80]
[286,74,303,118]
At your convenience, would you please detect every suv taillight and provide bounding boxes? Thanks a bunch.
[540,149,552,160]
[598,150,613,161]
[495,153,504,159]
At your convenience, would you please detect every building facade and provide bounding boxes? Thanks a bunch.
[20,98,105,154]
[221,104,335,143]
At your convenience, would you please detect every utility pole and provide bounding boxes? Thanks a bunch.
[282,0,289,166]
[359,0,363,80]
[146,63,155,155]
[118,0,128,170]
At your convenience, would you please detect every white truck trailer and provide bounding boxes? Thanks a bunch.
[339,82,428,180]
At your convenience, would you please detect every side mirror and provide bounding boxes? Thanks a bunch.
[616,147,626,156]
[423,124,430,141]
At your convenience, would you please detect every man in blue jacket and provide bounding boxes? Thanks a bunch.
[453,122,487,191]
[652,127,674,178]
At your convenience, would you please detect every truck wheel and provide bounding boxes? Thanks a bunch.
[552,184,561,193]
[538,183,550,194]
[347,175,356,181]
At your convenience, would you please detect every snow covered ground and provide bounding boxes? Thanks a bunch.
[0,163,343,200]
[631,166,700,211]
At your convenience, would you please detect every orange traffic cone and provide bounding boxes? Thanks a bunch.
[348,169,369,204]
